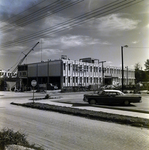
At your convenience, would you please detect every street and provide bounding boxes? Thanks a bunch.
[52,91,149,113]
[0,91,149,150]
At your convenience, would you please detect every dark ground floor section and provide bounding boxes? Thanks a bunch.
[21,76,61,90]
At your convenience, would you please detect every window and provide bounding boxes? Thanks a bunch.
[73,64,76,71]
[80,77,82,83]
[110,68,113,74]
[63,77,65,83]
[63,63,66,70]
[96,78,98,83]
[99,78,101,83]
[107,68,109,73]
[76,65,78,71]
[68,64,70,71]
[99,67,101,73]
[90,66,92,72]
[80,65,82,71]
[68,77,70,83]
[94,67,95,72]
[90,78,92,83]
[86,66,88,72]
[23,72,26,76]
[76,77,78,83]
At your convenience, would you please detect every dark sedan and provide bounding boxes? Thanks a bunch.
[83,90,142,105]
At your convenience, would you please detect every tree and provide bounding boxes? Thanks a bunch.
[135,63,141,70]
[144,59,149,71]
[0,78,5,91]
[134,63,142,83]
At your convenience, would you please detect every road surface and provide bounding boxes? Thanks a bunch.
[53,92,149,112]
[0,92,149,150]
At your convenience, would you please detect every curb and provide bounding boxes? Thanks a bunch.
[11,102,149,129]
[92,105,149,114]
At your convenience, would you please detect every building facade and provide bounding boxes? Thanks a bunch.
[18,57,135,90]
[0,70,15,78]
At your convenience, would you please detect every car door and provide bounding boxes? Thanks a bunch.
[107,92,117,104]
[99,91,111,104]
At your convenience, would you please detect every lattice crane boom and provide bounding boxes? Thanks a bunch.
[12,42,39,73]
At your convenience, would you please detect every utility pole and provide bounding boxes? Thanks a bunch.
[121,45,128,92]
[125,66,128,86]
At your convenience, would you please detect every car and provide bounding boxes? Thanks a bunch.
[83,90,142,105]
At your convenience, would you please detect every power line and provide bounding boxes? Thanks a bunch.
[0,0,46,24]
[15,0,84,27]
[1,0,144,48]
[1,0,84,32]
[128,47,149,48]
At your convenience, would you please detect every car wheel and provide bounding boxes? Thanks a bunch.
[123,100,130,106]
[89,99,96,104]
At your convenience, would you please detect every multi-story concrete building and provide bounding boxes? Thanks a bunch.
[18,56,135,90]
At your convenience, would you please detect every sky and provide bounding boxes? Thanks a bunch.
[0,0,149,71]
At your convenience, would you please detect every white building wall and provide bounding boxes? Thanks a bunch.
[62,59,135,87]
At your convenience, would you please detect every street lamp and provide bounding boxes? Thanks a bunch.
[121,45,128,92]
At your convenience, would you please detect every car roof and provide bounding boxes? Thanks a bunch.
[103,90,122,93]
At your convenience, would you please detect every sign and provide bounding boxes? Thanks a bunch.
[31,80,37,87]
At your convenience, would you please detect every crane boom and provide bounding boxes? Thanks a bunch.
[12,42,39,73]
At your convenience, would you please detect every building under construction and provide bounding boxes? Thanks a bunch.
[18,55,135,91]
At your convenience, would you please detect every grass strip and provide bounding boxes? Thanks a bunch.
[11,102,149,129]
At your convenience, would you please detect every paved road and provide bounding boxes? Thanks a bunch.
[0,94,149,150]
[1,91,149,112]
[52,92,149,113]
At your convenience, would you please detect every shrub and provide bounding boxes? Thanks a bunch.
[0,128,44,150]
[44,94,50,99]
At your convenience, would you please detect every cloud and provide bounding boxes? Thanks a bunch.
[0,0,39,16]
[41,35,109,49]
[33,48,63,56]
[95,14,140,34]
[146,24,149,28]
[132,41,139,44]
[43,15,69,29]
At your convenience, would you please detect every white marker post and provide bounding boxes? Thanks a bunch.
[31,80,37,103]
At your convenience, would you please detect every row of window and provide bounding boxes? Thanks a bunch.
[63,64,101,72]
[18,71,27,77]
[63,63,134,75]
[63,77,101,84]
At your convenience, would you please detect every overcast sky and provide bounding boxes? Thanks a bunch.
[0,0,149,71]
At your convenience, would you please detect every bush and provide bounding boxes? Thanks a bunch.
[0,128,44,150]
[44,94,50,99]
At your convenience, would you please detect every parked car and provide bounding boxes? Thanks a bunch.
[83,90,142,105]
